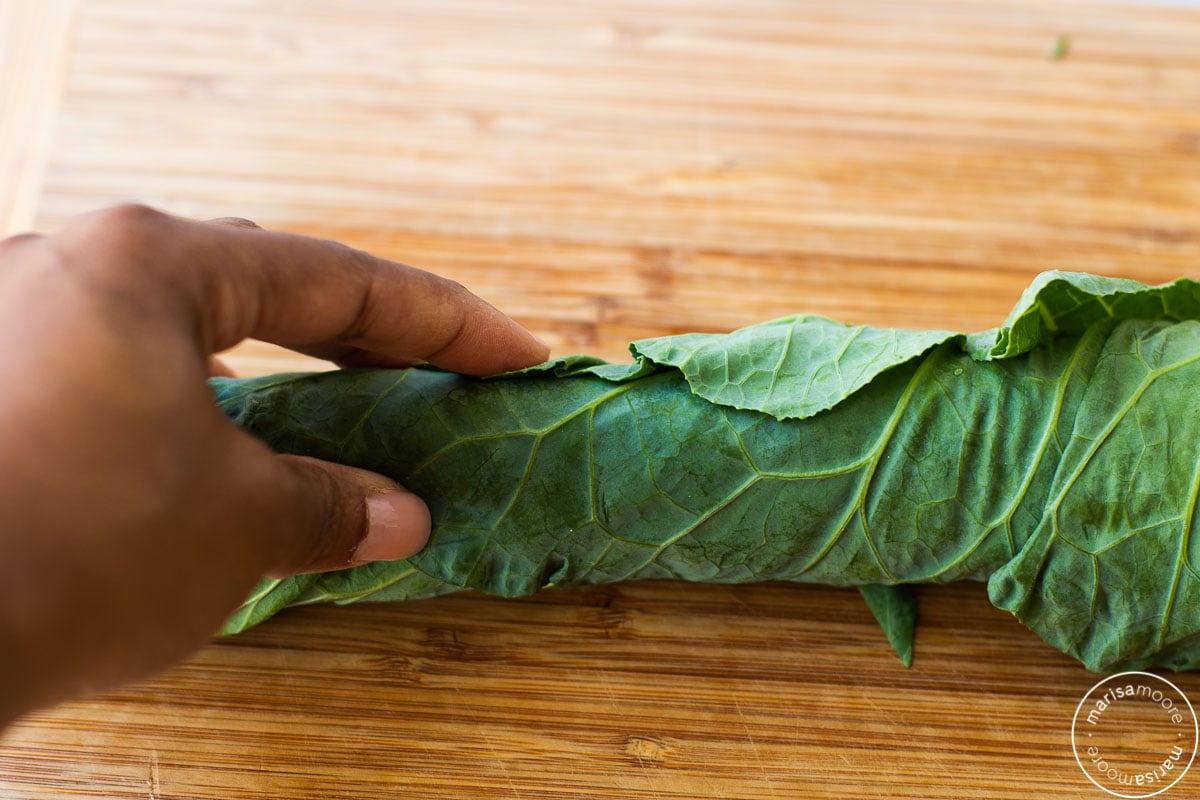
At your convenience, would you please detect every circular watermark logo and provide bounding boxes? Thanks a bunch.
[1072,671,1199,797]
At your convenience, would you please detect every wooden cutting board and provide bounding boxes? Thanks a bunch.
[3,1,1200,797]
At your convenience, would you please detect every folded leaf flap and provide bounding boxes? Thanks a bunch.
[498,353,651,381]
[966,271,1200,360]
[495,318,954,421]
[496,274,1200,423]
[628,317,956,421]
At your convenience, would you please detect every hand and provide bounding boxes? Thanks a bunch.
[0,205,549,727]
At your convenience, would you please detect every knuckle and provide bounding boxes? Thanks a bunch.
[44,204,185,299]
[331,239,378,276]
[93,202,168,234]
[445,277,468,294]
[58,203,170,265]
[435,274,469,298]
[90,203,169,250]
[34,204,191,319]
[287,457,368,570]
[0,232,45,257]
[208,216,260,230]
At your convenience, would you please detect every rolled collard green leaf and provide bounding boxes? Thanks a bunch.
[213,271,1200,673]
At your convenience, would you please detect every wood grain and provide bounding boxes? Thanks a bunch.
[3,0,1200,797]
[0,0,78,235]
[0,582,1135,799]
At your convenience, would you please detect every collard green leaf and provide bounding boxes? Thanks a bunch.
[858,585,917,668]
[966,270,1200,359]
[214,272,1200,673]
[627,317,954,420]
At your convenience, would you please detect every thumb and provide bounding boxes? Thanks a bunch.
[256,454,431,577]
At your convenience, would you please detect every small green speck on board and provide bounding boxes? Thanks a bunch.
[1049,34,1071,61]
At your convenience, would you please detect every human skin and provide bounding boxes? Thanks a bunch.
[0,205,549,728]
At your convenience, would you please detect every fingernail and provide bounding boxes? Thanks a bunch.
[354,491,431,563]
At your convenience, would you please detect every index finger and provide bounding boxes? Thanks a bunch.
[66,205,550,375]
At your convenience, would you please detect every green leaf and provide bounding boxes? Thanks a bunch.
[986,317,1200,670]
[966,270,1200,359]
[214,272,1200,673]
[628,317,954,420]
[220,575,317,634]
[858,585,917,667]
